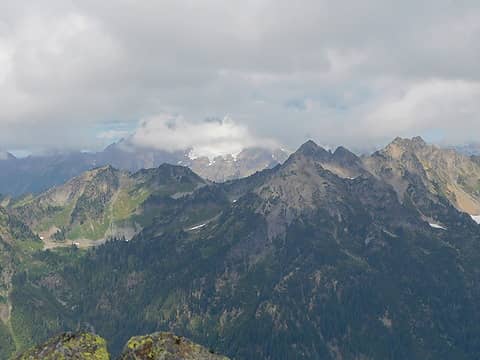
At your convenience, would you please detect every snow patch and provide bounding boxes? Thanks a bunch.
[186,223,207,231]
[429,223,447,230]
[187,149,198,160]
[231,151,241,161]
[471,215,480,224]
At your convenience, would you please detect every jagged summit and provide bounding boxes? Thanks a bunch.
[294,141,361,164]
[388,136,428,153]
[391,135,427,146]
[285,141,364,180]
[295,139,331,159]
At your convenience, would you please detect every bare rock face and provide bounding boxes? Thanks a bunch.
[118,332,229,360]
[183,147,290,183]
[13,332,109,360]
[364,136,480,215]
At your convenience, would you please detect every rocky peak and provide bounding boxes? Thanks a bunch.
[133,163,207,190]
[386,136,428,158]
[295,140,331,160]
[287,141,365,180]
[412,136,427,146]
[332,146,361,163]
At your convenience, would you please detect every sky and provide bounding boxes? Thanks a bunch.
[1,0,480,155]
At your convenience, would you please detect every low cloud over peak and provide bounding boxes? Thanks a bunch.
[130,115,278,160]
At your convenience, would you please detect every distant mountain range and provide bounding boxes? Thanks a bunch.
[6,136,480,246]
[1,136,480,359]
[0,140,289,196]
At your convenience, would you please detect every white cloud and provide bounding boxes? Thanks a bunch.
[131,115,277,159]
[96,129,129,140]
[363,79,480,143]
[0,0,480,152]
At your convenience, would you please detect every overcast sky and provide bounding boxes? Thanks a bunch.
[1,0,480,154]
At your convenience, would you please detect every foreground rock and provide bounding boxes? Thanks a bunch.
[119,332,229,360]
[14,332,109,359]
[14,332,229,360]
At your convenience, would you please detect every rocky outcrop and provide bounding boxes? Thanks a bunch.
[14,332,229,360]
[119,332,229,360]
[13,332,109,360]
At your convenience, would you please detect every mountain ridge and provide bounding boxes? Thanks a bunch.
[10,164,207,246]
[2,137,480,359]
[0,142,289,196]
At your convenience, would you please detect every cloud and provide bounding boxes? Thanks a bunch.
[131,115,277,159]
[0,0,480,152]
[97,129,130,141]
[359,79,480,144]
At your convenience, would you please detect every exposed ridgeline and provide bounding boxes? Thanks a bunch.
[14,331,228,359]
[10,165,207,246]
[11,139,480,359]
[364,136,480,216]
[9,136,480,248]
